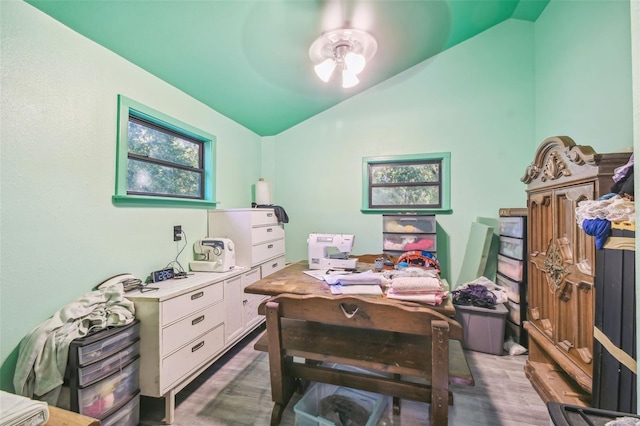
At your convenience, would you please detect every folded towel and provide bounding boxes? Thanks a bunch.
[0,390,49,426]
[389,277,442,293]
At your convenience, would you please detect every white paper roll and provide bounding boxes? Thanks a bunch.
[255,178,272,205]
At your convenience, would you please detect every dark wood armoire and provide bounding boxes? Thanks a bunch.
[521,136,631,406]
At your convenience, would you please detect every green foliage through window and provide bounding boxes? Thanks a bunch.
[362,153,451,213]
[113,95,217,207]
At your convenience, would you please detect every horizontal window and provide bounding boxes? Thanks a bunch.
[362,153,451,214]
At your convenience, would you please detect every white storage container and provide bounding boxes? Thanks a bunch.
[294,382,387,426]
[496,273,522,304]
[74,322,140,365]
[76,340,139,386]
[499,236,525,260]
[498,254,523,282]
[498,217,525,239]
[383,215,436,233]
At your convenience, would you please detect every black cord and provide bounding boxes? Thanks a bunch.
[167,229,189,277]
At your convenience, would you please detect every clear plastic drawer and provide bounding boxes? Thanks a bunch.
[498,217,525,238]
[507,300,521,325]
[383,233,436,252]
[497,254,523,282]
[72,321,140,366]
[496,273,523,304]
[78,357,139,419]
[383,215,436,233]
[100,392,140,426]
[76,340,140,386]
[499,236,524,260]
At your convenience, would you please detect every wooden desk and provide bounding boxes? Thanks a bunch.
[244,260,455,316]
[45,406,100,426]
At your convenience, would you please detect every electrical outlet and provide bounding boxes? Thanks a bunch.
[173,225,182,241]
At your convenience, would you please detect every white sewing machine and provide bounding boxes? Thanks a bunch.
[307,233,358,270]
[189,238,236,272]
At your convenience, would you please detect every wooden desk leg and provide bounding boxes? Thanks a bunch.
[271,402,285,426]
[164,389,175,425]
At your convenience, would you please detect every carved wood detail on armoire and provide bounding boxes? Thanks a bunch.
[521,136,631,406]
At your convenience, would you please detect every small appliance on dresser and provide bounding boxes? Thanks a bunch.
[59,319,141,426]
[497,208,528,348]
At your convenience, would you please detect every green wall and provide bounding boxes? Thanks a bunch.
[0,1,262,391]
[271,18,536,285]
[534,0,633,148]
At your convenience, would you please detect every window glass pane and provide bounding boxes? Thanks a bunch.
[128,120,200,168]
[127,159,202,197]
[371,185,440,206]
[371,163,439,184]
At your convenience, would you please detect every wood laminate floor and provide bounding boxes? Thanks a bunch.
[139,325,550,426]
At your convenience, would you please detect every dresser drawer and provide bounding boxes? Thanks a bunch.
[162,283,224,325]
[261,256,286,278]
[496,273,523,304]
[498,217,525,238]
[251,223,284,244]
[497,254,523,282]
[499,236,524,260]
[383,233,436,252]
[250,209,278,226]
[162,324,225,389]
[252,239,285,265]
[100,392,139,426]
[383,215,436,233]
[75,340,140,387]
[162,304,225,355]
[71,320,140,366]
[507,300,521,325]
[77,358,139,419]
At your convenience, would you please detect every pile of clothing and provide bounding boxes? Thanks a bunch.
[574,154,635,249]
[451,276,508,309]
[381,267,448,306]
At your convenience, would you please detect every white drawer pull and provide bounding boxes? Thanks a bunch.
[192,315,205,326]
[191,291,204,300]
[192,341,205,352]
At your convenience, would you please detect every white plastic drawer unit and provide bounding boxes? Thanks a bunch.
[383,215,436,234]
[75,357,140,419]
[497,254,524,282]
[70,320,140,366]
[383,233,437,252]
[498,217,525,239]
[496,273,523,304]
[499,236,525,260]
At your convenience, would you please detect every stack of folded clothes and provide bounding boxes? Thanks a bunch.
[385,276,448,306]
[0,390,49,426]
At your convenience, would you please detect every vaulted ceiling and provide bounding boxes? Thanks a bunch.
[26,0,548,136]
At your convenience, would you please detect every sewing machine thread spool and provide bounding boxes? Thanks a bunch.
[374,257,385,272]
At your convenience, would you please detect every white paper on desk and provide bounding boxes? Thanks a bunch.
[302,270,351,281]
[329,285,383,296]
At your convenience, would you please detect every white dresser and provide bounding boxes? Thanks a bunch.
[128,268,262,424]
[207,208,286,278]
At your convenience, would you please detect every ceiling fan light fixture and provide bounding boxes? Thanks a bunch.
[341,69,359,88]
[344,52,366,75]
[314,58,337,82]
[309,27,377,88]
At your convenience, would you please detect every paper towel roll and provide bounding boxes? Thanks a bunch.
[255,178,272,205]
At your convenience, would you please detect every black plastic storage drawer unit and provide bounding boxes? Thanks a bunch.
[62,319,141,422]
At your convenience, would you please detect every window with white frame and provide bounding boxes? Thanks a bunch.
[361,153,451,213]
[113,95,217,207]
